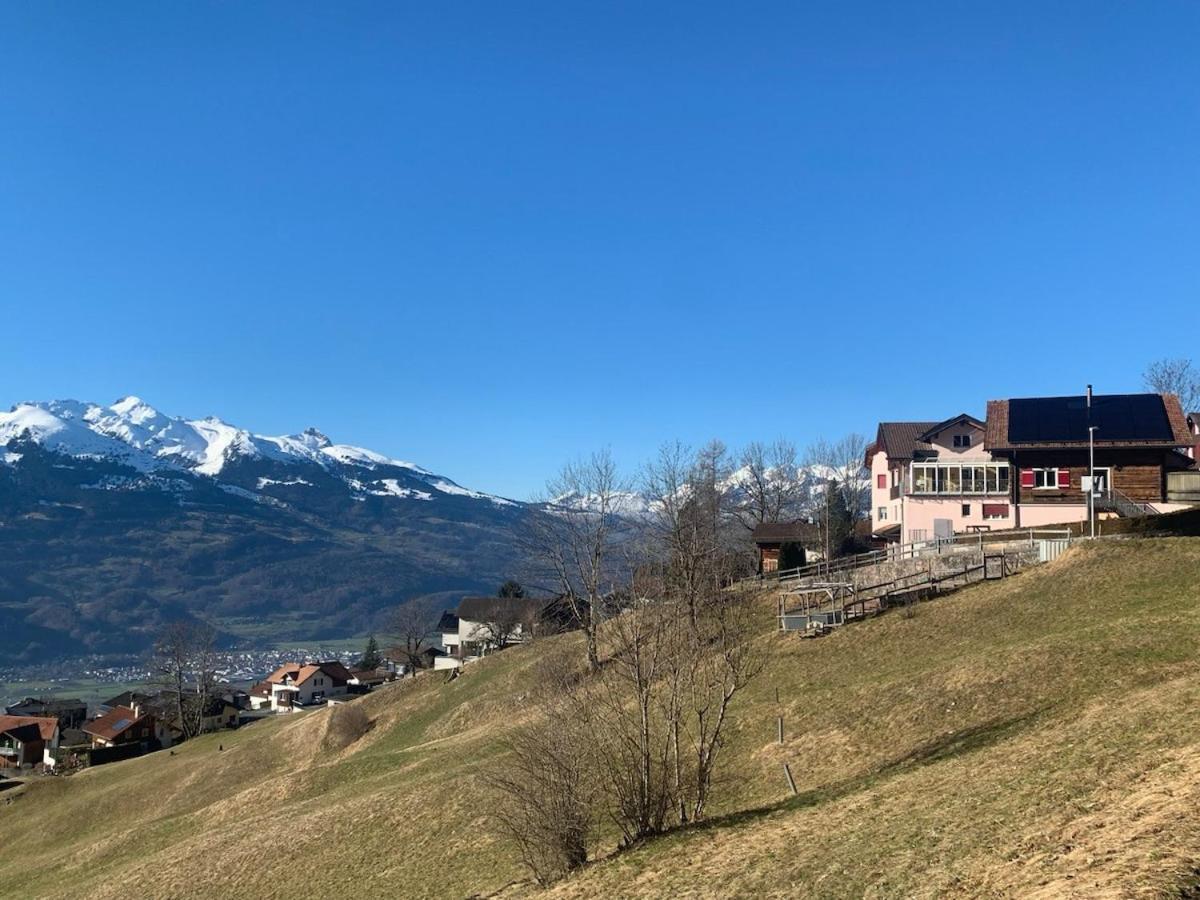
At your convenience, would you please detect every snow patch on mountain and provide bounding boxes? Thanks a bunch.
[257,476,312,489]
[369,479,432,501]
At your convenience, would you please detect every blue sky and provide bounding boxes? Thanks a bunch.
[2,3,1197,499]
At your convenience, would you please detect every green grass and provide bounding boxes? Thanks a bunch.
[3,538,1200,899]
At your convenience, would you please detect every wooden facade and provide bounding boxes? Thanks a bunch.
[1004,449,1178,505]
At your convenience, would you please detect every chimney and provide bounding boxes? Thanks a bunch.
[1086,384,1093,408]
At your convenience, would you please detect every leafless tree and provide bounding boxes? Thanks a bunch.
[472,600,534,652]
[388,604,433,677]
[526,449,633,670]
[153,620,218,740]
[805,433,870,562]
[483,655,597,885]
[731,439,803,531]
[1143,357,1200,412]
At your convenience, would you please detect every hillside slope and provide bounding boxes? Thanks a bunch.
[2,539,1200,898]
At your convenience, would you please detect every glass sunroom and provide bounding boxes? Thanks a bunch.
[909,462,1010,495]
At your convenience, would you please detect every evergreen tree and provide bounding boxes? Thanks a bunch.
[498,579,526,598]
[360,634,381,670]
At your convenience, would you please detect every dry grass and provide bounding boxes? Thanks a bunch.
[2,538,1200,898]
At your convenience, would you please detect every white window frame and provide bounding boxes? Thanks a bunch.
[877,506,887,521]
[1088,467,1111,495]
[909,462,1010,496]
[1032,468,1060,490]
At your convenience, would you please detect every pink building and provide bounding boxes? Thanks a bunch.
[868,414,1013,543]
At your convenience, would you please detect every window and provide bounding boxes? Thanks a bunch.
[878,506,887,520]
[953,434,972,448]
[1028,468,1069,490]
[983,503,1009,519]
[1088,467,1110,495]
[910,463,1010,495]
[877,473,887,489]
[961,503,971,517]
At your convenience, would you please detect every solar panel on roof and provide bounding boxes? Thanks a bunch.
[111,717,131,730]
[1008,394,1173,443]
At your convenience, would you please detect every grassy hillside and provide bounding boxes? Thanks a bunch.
[3,538,1200,898]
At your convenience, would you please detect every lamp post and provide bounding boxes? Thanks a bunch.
[1088,425,1099,539]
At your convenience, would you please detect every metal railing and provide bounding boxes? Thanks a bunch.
[753,527,1072,585]
[1095,487,1152,518]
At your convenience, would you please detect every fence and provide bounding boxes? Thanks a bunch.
[754,528,1072,586]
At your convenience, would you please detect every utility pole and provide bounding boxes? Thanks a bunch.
[1087,384,1097,540]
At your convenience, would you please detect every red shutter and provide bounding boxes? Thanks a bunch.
[1020,469,1035,488]
[877,474,886,489]
[1057,469,1070,489]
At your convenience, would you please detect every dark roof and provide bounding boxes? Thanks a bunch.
[915,414,985,443]
[316,660,354,684]
[436,611,460,632]
[871,422,939,462]
[5,697,86,715]
[986,393,1192,450]
[455,596,542,624]
[751,522,819,545]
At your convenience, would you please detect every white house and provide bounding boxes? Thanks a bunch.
[435,596,542,670]
[250,661,353,712]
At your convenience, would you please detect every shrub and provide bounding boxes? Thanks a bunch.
[325,703,371,750]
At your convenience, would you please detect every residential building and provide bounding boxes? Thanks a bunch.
[436,596,543,670]
[252,661,351,712]
[83,705,155,749]
[868,414,1013,542]
[985,390,1195,527]
[868,391,1196,542]
[4,697,87,731]
[0,715,60,768]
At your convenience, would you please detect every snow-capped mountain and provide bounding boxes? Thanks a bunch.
[0,396,512,507]
[552,463,868,519]
[0,396,534,662]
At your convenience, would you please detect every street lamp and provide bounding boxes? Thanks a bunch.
[1088,425,1099,539]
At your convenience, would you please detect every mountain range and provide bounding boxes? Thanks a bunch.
[0,397,533,662]
[0,396,866,663]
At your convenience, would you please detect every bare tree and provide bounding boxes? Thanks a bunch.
[153,620,218,740]
[388,604,432,677]
[472,600,534,652]
[526,449,633,670]
[1144,357,1200,412]
[484,656,597,885]
[805,433,870,562]
[732,439,803,531]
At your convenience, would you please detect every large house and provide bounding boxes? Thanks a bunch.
[0,715,60,768]
[868,391,1196,542]
[436,596,545,670]
[249,661,351,711]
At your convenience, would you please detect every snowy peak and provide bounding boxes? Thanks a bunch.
[1,395,512,508]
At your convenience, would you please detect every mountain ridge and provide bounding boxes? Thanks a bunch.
[0,396,533,661]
